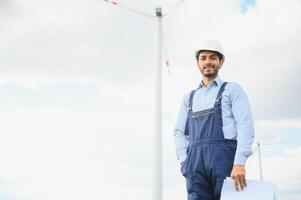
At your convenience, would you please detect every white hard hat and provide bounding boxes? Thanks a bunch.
[195,39,225,61]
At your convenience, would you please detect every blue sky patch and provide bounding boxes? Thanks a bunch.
[241,0,256,14]
[259,127,301,157]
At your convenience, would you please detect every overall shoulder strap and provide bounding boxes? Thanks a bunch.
[215,82,228,103]
[188,90,196,112]
[184,90,195,136]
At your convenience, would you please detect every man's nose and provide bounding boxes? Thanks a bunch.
[204,58,212,64]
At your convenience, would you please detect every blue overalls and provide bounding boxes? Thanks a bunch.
[180,82,237,200]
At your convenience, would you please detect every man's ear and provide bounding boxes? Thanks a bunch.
[196,60,200,68]
[219,60,224,68]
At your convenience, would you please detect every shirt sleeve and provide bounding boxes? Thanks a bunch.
[230,83,255,165]
[173,92,190,165]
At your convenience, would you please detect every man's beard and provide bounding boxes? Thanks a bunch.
[201,64,220,78]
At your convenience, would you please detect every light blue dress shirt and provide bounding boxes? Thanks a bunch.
[173,77,254,165]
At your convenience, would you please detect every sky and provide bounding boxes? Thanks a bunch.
[0,0,300,199]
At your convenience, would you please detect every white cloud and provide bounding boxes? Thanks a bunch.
[0,0,158,89]
[252,119,301,144]
[0,105,154,199]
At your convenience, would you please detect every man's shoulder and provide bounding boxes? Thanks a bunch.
[224,81,248,100]
[182,88,197,106]
[183,90,193,102]
[224,81,244,92]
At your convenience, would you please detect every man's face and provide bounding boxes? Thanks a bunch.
[197,51,224,78]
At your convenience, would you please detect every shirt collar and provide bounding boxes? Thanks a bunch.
[198,76,223,89]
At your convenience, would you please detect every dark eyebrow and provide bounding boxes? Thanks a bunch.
[200,54,218,58]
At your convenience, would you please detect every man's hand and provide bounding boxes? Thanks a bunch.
[230,165,247,191]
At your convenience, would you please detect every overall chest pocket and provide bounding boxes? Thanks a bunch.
[191,110,214,120]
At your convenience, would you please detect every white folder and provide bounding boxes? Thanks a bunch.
[221,178,276,200]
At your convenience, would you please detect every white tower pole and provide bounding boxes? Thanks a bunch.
[152,6,162,200]
[257,142,263,180]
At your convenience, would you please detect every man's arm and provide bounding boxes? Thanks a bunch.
[229,83,255,190]
[230,83,254,165]
[173,93,190,165]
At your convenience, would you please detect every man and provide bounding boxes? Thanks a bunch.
[173,39,254,200]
